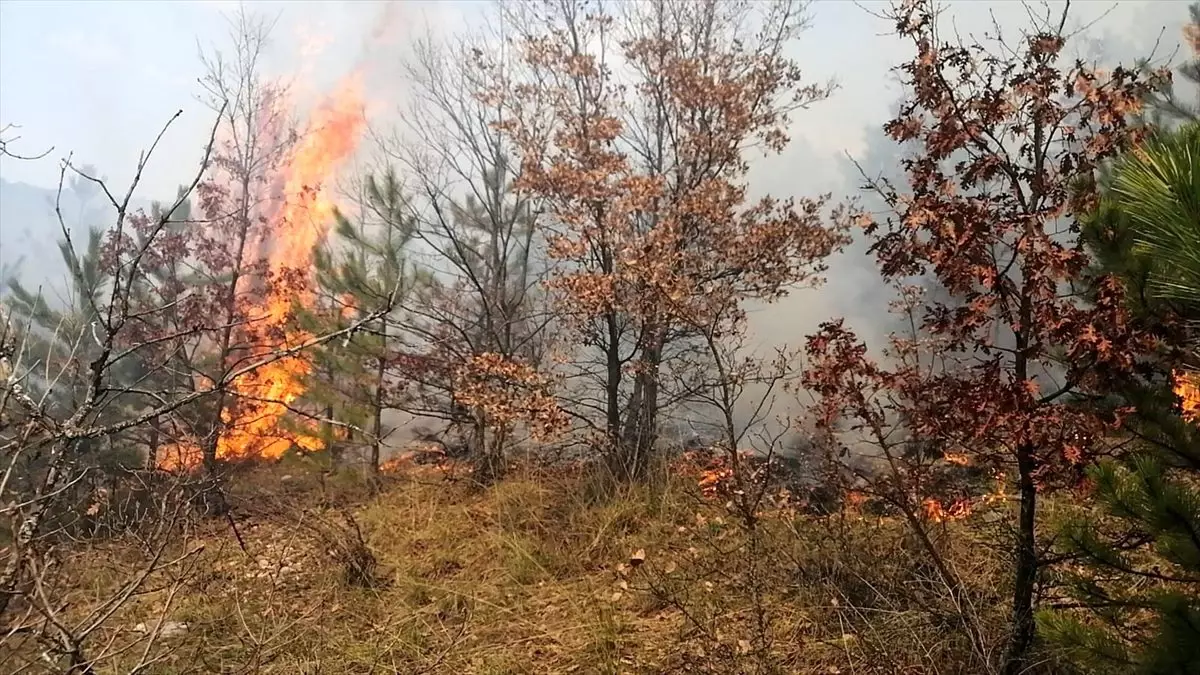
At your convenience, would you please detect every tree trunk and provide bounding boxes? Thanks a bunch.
[370,375,383,475]
[1003,442,1039,675]
[1001,275,1039,674]
[618,327,663,481]
[604,312,624,463]
[322,403,339,469]
[476,415,506,484]
[371,319,388,475]
[146,425,159,470]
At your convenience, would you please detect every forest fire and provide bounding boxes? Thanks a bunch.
[216,73,367,463]
[158,74,366,471]
[922,497,972,523]
[1174,369,1200,422]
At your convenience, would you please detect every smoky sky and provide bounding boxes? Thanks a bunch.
[0,0,1192,445]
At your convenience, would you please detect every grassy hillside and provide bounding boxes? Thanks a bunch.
[33,460,1066,675]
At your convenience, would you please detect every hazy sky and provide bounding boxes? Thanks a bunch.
[0,0,1191,347]
[0,0,454,194]
[0,1,1187,193]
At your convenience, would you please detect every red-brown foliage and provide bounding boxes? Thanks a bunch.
[802,2,1168,671]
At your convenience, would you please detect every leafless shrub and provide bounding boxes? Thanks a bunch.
[302,508,381,589]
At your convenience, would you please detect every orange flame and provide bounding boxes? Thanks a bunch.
[158,73,365,471]
[1173,369,1200,423]
[845,489,867,509]
[942,452,971,466]
[218,72,366,463]
[697,465,734,496]
[922,497,972,523]
[156,443,202,472]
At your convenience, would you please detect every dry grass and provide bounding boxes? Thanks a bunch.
[28,461,1075,674]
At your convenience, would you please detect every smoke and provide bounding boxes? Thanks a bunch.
[0,0,1191,457]
[742,0,1192,357]
[718,0,1194,448]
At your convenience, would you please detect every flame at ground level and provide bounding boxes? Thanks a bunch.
[1175,369,1200,423]
[216,352,326,462]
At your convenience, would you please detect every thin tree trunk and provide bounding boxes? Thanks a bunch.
[322,403,338,468]
[620,326,663,480]
[370,364,384,475]
[146,425,159,470]
[1004,288,1038,674]
[1003,442,1039,675]
[369,316,388,475]
[604,312,624,461]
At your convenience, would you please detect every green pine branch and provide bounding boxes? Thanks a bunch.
[1049,69,1200,670]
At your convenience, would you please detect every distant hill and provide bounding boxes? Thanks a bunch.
[0,177,152,300]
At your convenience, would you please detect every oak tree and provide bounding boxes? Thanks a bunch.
[804,1,1166,670]
[493,0,845,479]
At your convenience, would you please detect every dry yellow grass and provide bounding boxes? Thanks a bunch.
[31,462,1051,674]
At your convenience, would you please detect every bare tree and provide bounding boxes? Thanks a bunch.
[0,101,224,670]
[378,24,562,480]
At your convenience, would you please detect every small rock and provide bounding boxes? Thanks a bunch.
[133,621,188,638]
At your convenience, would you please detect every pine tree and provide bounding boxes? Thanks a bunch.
[1042,114,1200,673]
[2,223,149,512]
[441,158,541,360]
[1148,3,1199,126]
[298,168,423,473]
[6,226,111,415]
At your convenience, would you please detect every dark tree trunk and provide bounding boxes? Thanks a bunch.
[370,403,382,475]
[474,416,507,485]
[619,337,662,481]
[146,425,160,470]
[322,403,339,468]
[371,319,388,475]
[1003,442,1039,675]
[604,313,624,463]
[1005,289,1038,674]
